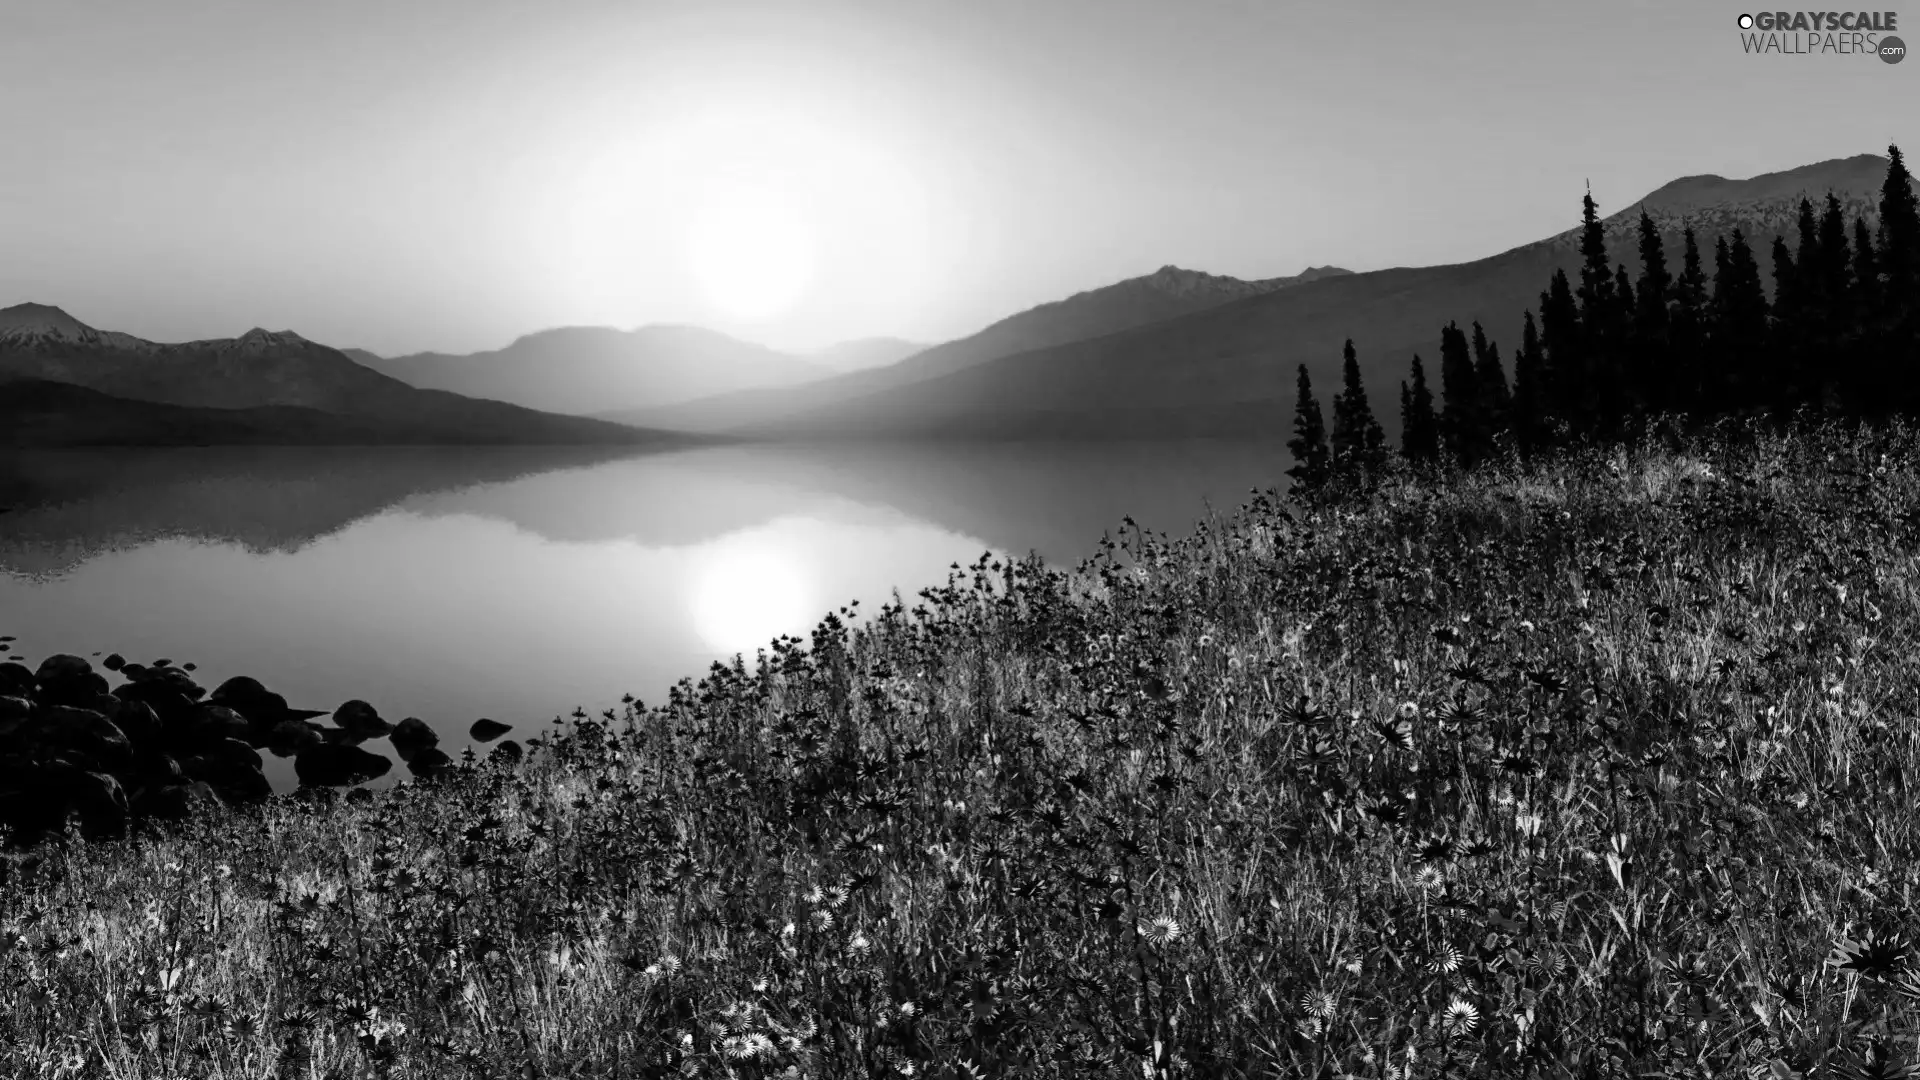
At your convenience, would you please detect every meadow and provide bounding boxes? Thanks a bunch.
[4,416,1920,1079]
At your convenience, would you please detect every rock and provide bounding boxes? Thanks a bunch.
[294,743,391,787]
[34,655,92,684]
[0,757,127,843]
[193,706,253,746]
[130,780,221,823]
[405,746,455,779]
[488,739,523,766]
[141,753,187,786]
[388,717,438,756]
[267,719,325,758]
[102,653,126,672]
[32,670,110,708]
[22,706,135,774]
[182,754,271,804]
[0,696,29,740]
[470,718,512,743]
[0,663,31,697]
[202,737,263,772]
[209,676,300,730]
[334,700,393,737]
[110,700,162,751]
[320,725,370,746]
[57,763,128,840]
[127,665,204,701]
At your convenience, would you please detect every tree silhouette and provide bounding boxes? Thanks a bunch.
[1438,322,1484,467]
[1512,309,1547,455]
[1669,228,1709,417]
[1399,354,1440,464]
[1469,321,1512,443]
[1633,211,1672,417]
[1286,363,1330,492]
[1330,338,1387,481]
[1538,268,1582,435]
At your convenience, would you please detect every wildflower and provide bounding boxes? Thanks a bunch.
[849,933,871,954]
[1139,915,1182,945]
[1397,701,1420,720]
[1442,997,1479,1036]
[1300,990,1337,1020]
[1413,865,1446,891]
[658,954,681,975]
[1425,944,1464,974]
[721,1034,762,1060]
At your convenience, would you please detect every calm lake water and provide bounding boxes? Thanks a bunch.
[0,439,1288,791]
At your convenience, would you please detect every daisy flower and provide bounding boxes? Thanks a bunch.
[1442,997,1479,1036]
[1138,915,1182,945]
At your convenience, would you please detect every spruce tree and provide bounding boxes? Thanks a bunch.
[1330,338,1386,479]
[1669,228,1709,416]
[1512,309,1547,455]
[1818,194,1855,337]
[1634,212,1673,415]
[1794,197,1825,332]
[1286,364,1330,492]
[1854,215,1880,320]
[1539,268,1583,430]
[1770,234,1802,411]
[1400,355,1440,464]
[1438,322,1483,467]
[1876,144,1918,314]
[1707,235,1735,414]
[1719,229,1773,412]
[1469,321,1512,440]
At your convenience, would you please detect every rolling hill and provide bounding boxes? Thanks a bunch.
[689,154,1891,443]
[353,325,833,415]
[602,263,1353,433]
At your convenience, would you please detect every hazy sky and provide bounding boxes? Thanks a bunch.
[1,0,1910,356]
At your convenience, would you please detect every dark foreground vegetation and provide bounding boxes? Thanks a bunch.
[3,417,1920,1078]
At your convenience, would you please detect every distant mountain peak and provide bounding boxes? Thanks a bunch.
[0,302,98,340]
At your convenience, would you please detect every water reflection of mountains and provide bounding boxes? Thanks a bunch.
[0,439,1291,577]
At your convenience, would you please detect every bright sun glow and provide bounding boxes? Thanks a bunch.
[685,183,817,322]
[687,533,816,656]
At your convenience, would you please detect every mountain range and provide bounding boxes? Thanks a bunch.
[0,306,701,447]
[3,152,1890,448]
[644,154,1888,443]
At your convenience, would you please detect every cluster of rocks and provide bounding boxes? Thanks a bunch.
[0,652,519,845]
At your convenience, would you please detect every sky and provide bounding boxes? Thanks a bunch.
[0,0,1910,356]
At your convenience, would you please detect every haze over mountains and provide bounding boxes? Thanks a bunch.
[2,153,1890,448]
[655,153,1889,443]
[0,306,700,447]
[355,325,834,415]
[596,262,1354,432]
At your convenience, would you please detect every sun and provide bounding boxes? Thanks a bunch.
[687,533,816,657]
[685,182,817,322]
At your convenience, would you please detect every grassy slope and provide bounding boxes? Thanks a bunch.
[6,419,1920,1077]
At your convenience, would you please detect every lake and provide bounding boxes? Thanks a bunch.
[0,438,1289,791]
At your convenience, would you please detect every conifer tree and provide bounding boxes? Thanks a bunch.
[1634,212,1673,415]
[1438,321,1483,466]
[1876,144,1918,315]
[1769,235,1806,414]
[1794,197,1825,331]
[1330,338,1386,479]
[1538,268,1582,429]
[1719,229,1773,412]
[1286,364,1330,492]
[1818,194,1854,337]
[1469,321,1512,439]
[1400,354,1440,463]
[1853,215,1880,320]
[1669,228,1709,415]
[1512,309,1547,454]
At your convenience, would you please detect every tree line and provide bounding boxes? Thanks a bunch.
[1288,144,1920,491]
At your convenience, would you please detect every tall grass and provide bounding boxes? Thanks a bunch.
[5,417,1920,1079]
